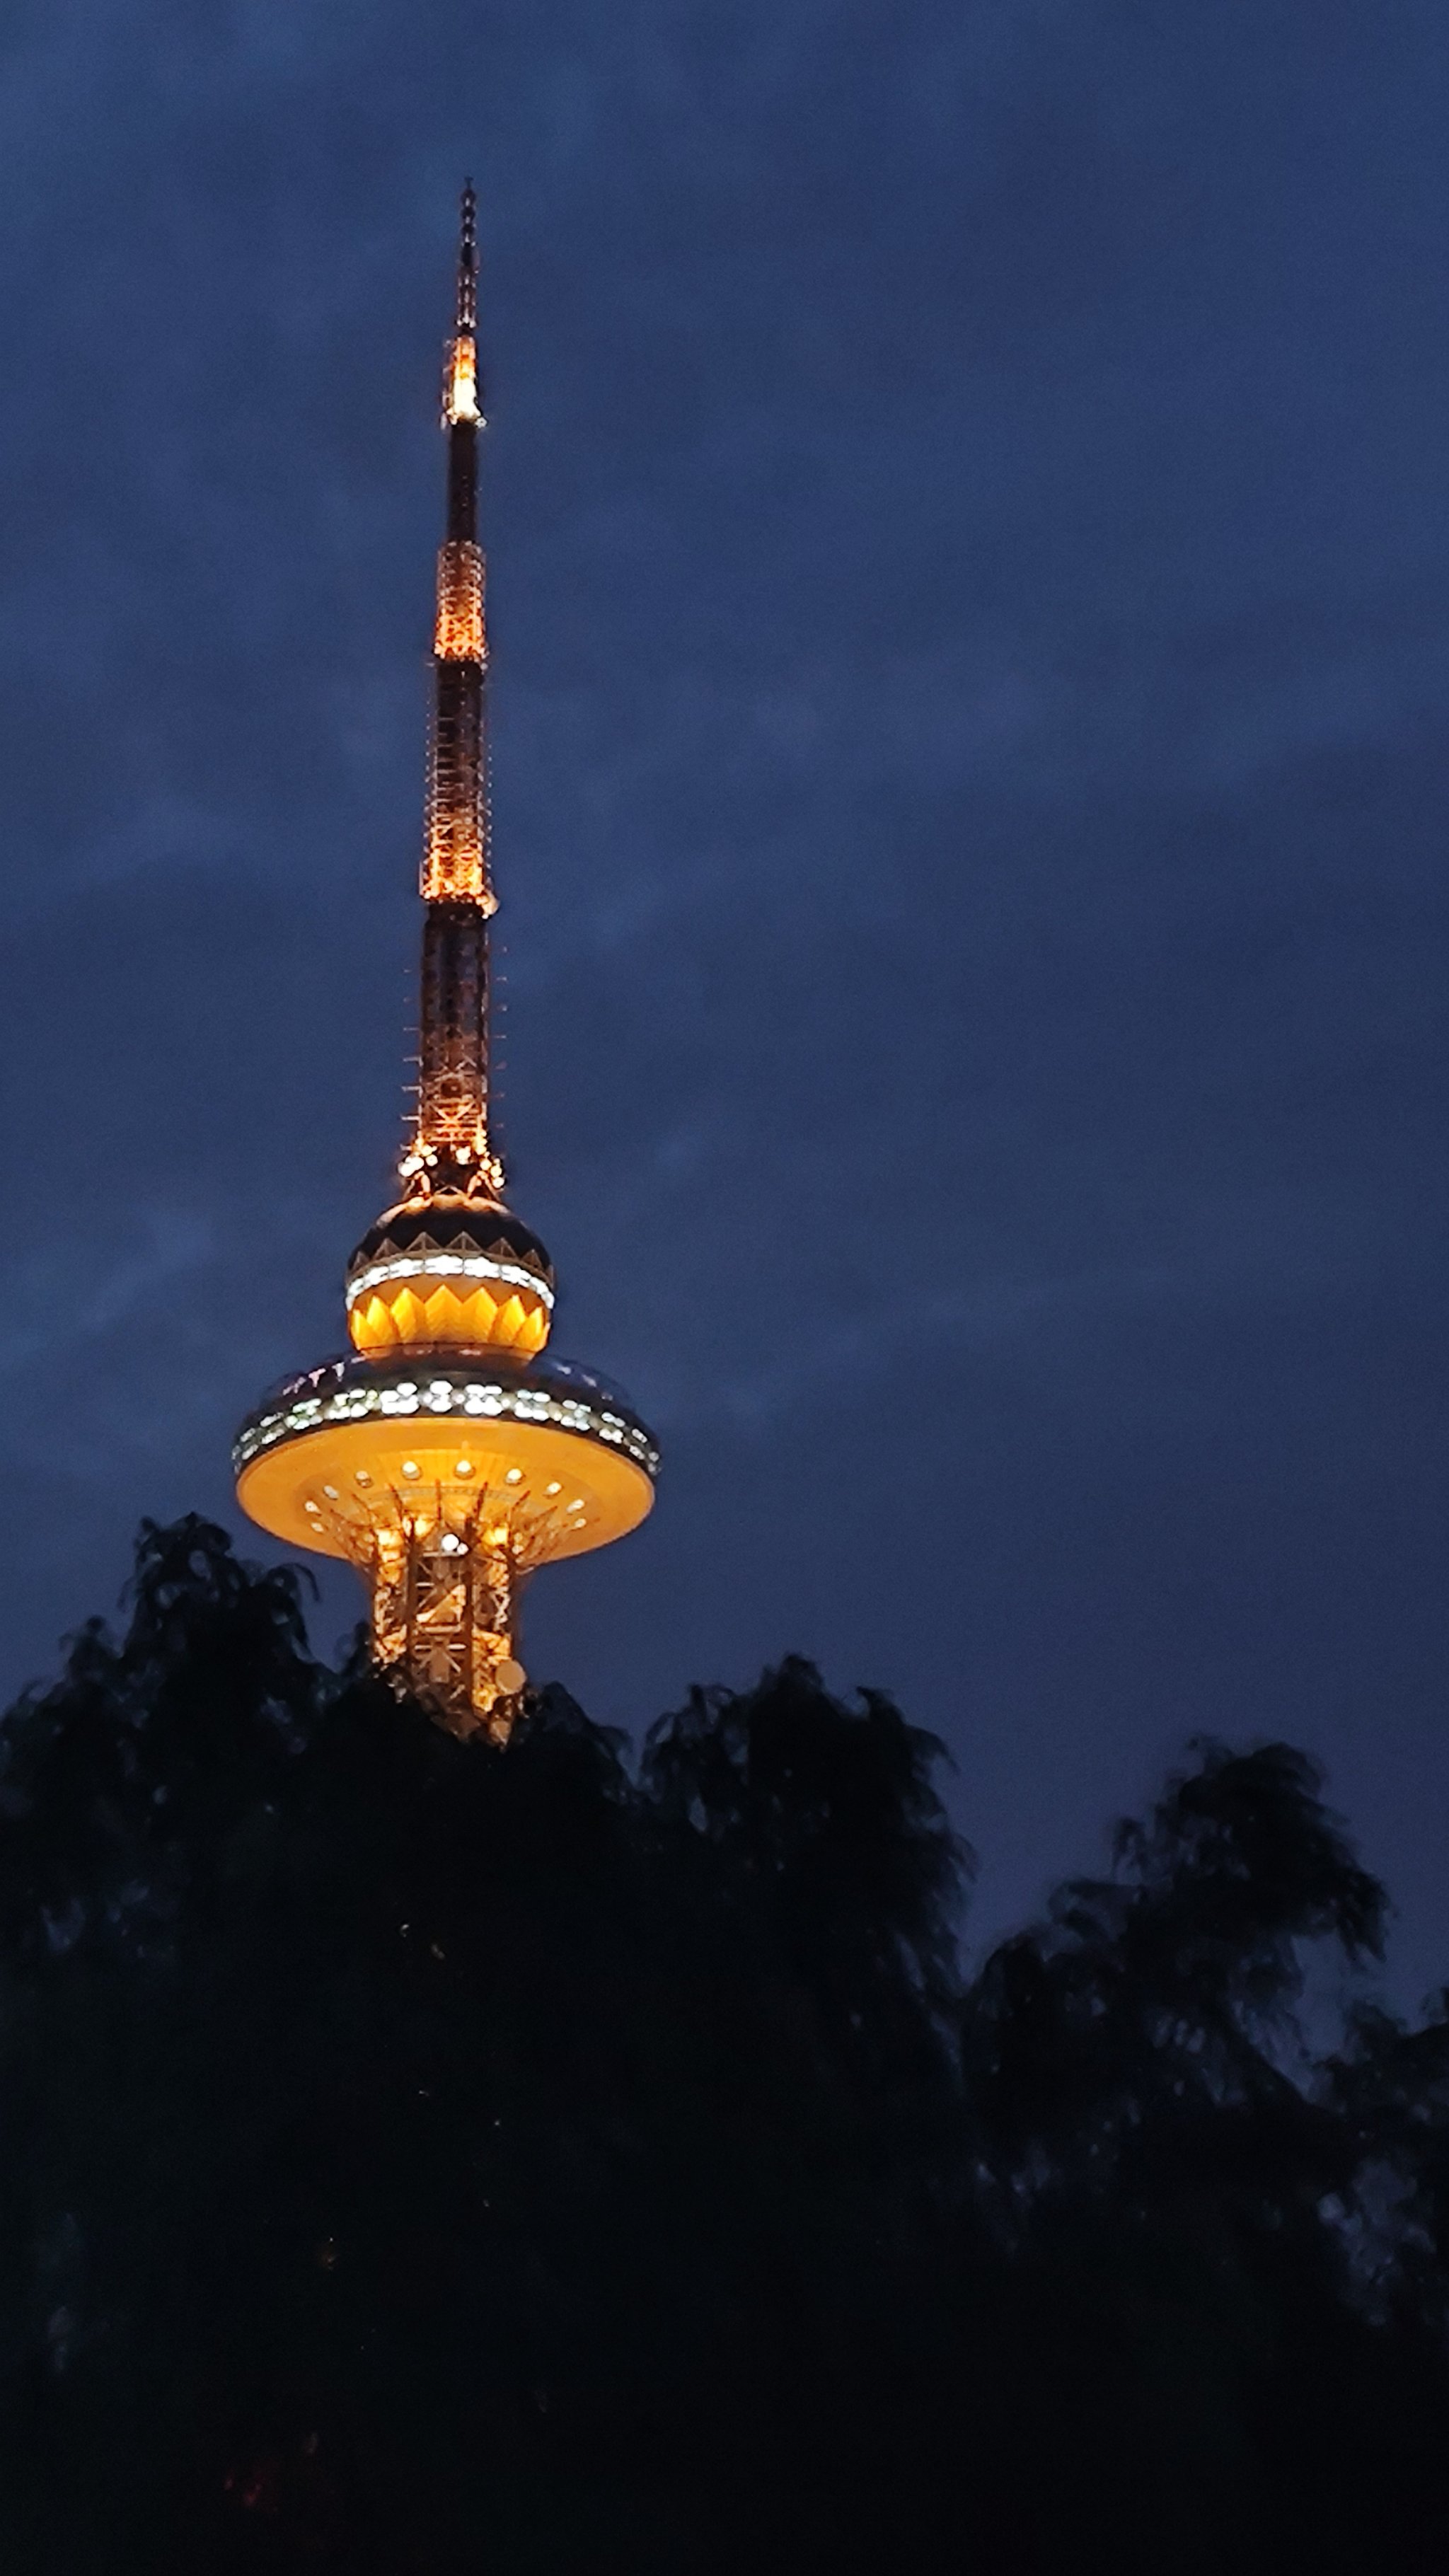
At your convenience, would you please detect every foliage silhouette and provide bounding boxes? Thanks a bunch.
[0,1517,1446,2573]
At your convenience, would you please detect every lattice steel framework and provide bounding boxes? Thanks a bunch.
[323,1479,575,1743]
[408,179,502,1196]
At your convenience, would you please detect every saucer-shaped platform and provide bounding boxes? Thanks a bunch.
[234,1348,657,1566]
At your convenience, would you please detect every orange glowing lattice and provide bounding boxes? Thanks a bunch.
[434,541,485,661]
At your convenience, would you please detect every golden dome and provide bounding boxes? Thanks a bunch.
[345,1196,554,1359]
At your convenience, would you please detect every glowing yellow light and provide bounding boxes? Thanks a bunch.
[347,1266,552,1361]
[433,540,484,660]
[236,1403,656,1742]
[446,334,480,426]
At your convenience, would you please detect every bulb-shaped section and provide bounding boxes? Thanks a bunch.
[346,1196,555,1358]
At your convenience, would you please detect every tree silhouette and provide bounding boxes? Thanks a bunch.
[0,1517,1445,2573]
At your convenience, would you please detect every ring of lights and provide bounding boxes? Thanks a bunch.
[345,1251,556,1312]
[233,1351,658,1564]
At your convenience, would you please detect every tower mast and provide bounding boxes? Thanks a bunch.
[406,179,502,1199]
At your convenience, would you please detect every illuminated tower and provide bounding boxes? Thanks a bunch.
[233,187,659,1742]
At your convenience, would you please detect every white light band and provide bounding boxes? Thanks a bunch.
[345,1252,555,1311]
[234,1373,659,1480]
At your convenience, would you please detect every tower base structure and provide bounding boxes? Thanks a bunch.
[234,1350,657,1740]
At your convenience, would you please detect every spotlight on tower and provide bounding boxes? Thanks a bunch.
[233,187,659,1743]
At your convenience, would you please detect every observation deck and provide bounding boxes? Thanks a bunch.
[235,1350,657,1737]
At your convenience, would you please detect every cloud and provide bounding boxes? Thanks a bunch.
[0,0,1445,1994]
[0,1211,214,1383]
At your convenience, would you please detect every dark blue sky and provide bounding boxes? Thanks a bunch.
[1,0,1447,1985]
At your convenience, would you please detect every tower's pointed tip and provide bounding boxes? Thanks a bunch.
[456,180,478,332]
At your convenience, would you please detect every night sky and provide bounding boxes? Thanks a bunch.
[1,0,1447,1987]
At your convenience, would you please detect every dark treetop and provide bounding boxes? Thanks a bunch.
[1,1518,1448,2574]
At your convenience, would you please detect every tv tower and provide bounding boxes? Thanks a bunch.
[233,187,659,1742]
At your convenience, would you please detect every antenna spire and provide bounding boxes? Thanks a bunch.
[404,179,497,1198]
[456,178,478,334]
